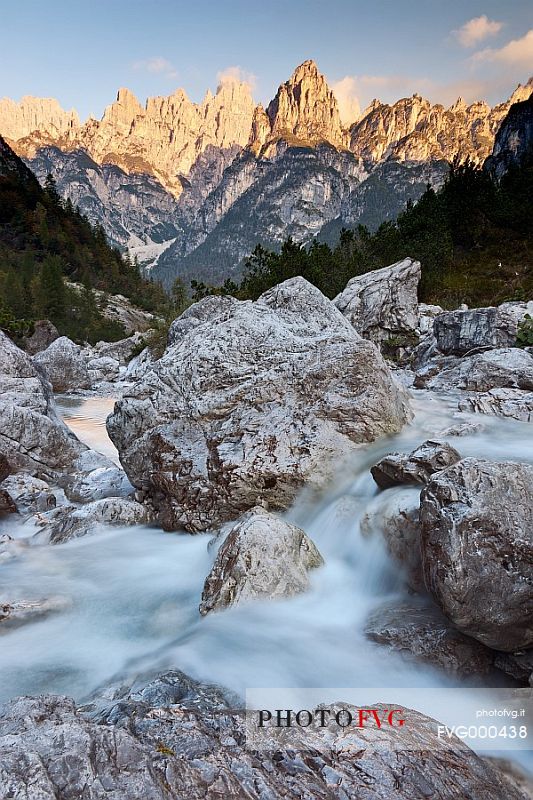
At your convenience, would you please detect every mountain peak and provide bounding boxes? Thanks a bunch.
[262,59,347,148]
[290,59,320,81]
[0,95,80,141]
[102,88,143,130]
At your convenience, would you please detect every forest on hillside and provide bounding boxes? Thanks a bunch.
[0,139,167,343]
[190,154,533,310]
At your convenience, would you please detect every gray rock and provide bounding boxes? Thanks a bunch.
[485,757,533,800]
[167,295,239,346]
[108,278,411,532]
[433,302,532,355]
[34,335,91,392]
[437,421,484,437]
[0,671,524,800]
[458,388,533,422]
[365,600,495,677]
[0,474,56,514]
[421,347,533,392]
[199,507,324,616]
[333,258,421,343]
[94,332,148,365]
[33,498,150,544]
[73,449,117,473]
[66,466,133,503]
[417,303,443,335]
[371,440,461,489]
[420,458,533,651]
[0,331,84,476]
[23,319,59,355]
[0,597,68,632]
[87,355,121,383]
[0,695,169,800]
[124,346,156,380]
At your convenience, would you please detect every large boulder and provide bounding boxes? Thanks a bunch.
[108,278,411,532]
[93,331,149,365]
[0,673,526,800]
[199,507,324,616]
[333,258,421,343]
[0,695,168,800]
[167,295,238,346]
[365,601,495,678]
[420,458,533,651]
[418,347,533,392]
[433,302,533,355]
[87,356,120,384]
[34,336,91,392]
[458,387,533,422]
[371,440,461,489]
[0,331,84,476]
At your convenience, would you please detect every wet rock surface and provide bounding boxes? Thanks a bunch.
[33,497,150,544]
[458,388,533,422]
[199,506,324,616]
[419,348,533,392]
[371,440,461,489]
[0,670,526,800]
[365,600,495,678]
[65,465,133,503]
[361,488,423,591]
[420,458,533,651]
[0,597,68,632]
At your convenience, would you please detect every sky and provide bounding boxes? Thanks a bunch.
[1,0,532,123]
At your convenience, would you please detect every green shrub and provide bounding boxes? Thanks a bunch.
[516,314,533,347]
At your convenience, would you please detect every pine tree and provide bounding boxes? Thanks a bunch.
[32,255,66,321]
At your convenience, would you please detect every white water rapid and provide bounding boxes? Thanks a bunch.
[1,389,532,769]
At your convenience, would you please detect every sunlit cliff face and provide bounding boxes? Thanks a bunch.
[3,62,531,197]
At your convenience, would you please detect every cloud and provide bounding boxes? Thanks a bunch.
[331,74,435,124]
[453,15,503,48]
[471,29,533,67]
[216,65,257,92]
[330,71,529,125]
[331,77,361,124]
[133,57,178,80]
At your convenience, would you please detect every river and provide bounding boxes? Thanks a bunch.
[1,387,532,767]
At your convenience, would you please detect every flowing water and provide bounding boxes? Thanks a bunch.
[1,389,532,765]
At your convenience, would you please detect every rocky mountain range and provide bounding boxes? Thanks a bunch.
[1,61,532,287]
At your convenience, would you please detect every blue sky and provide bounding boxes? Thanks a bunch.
[1,0,532,122]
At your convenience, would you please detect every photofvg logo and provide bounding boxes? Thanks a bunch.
[257,706,405,729]
[245,688,533,753]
